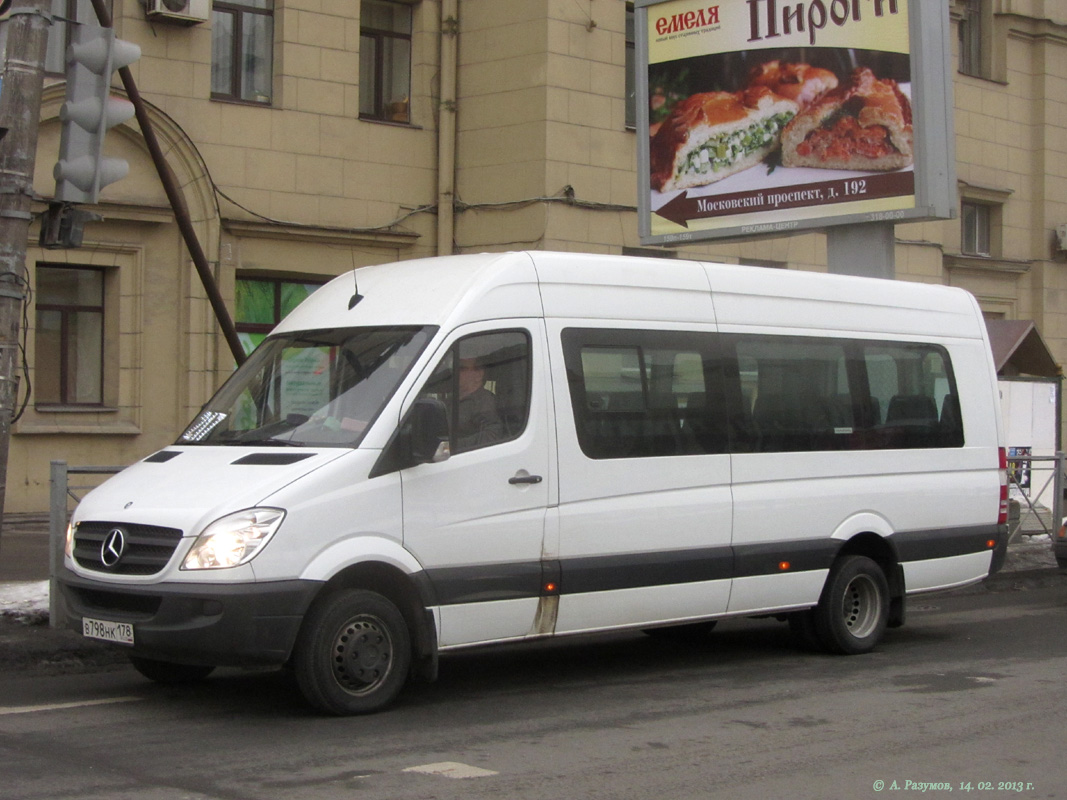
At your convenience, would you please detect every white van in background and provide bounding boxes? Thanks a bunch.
[59,251,1008,714]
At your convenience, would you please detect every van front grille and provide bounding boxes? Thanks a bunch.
[73,521,184,575]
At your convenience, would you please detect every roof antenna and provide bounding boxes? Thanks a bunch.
[347,267,363,309]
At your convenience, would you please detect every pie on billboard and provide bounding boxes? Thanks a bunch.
[781,66,913,171]
[649,61,837,193]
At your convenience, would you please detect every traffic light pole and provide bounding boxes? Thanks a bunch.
[88,0,247,368]
[0,0,51,537]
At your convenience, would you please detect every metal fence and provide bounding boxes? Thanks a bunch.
[1006,452,1064,543]
[48,461,123,628]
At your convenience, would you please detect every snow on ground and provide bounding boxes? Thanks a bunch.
[1007,533,1060,570]
[0,581,50,624]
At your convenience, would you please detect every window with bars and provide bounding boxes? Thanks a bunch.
[211,0,274,104]
[360,0,413,123]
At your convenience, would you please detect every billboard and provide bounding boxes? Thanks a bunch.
[636,0,956,245]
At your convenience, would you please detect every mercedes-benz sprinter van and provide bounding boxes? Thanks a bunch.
[59,251,1008,714]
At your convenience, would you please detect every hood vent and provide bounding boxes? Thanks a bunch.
[231,453,316,466]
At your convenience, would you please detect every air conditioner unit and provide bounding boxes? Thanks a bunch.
[146,0,209,25]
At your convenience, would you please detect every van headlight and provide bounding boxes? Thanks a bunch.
[182,508,285,570]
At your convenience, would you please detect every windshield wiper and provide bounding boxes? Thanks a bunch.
[228,436,305,447]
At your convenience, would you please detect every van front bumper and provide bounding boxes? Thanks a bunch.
[58,569,323,668]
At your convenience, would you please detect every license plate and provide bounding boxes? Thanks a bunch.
[82,617,135,646]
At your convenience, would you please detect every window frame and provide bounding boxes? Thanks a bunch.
[359,0,414,124]
[624,2,636,129]
[562,327,964,460]
[960,0,981,76]
[961,200,993,257]
[34,264,106,409]
[956,0,992,79]
[235,276,325,355]
[416,329,533,456]
[562,327,730,459]
[45,0,112,76]
[211,0,275,105]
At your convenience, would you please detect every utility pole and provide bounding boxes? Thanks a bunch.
[0,0,51,540]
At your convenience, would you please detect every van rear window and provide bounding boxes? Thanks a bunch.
[562,329,963,459]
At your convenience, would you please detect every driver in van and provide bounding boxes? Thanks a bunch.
[456,356,504,450]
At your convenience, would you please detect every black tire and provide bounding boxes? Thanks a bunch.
[293,589,412,715]
[642,621,717,641]
[129,655,215,684]
[812,555,890,655]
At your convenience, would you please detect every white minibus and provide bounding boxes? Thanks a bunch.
[59,251,1008,714]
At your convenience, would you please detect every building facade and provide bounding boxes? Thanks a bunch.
[9,0,1067,511]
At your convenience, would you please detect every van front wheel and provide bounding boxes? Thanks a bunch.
[294,589,412,715]
[812,555,889,655]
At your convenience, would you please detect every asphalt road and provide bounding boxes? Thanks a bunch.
[1,574,1065,800]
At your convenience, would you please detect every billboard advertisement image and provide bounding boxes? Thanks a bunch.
[636,0,955,244]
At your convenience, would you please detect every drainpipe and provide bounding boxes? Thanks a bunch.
[437,0,458,256]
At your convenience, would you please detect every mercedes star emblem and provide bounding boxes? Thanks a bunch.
[101,528,127,568]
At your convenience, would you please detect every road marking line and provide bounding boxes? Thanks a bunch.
[0,696,142,716]
[403,762,499,779]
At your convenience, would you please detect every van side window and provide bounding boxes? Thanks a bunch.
[864,343,963,449]
[562,328,729,459]
[730,335,963,452]
[734,337,852,453]
[417,331,531,455]
[564,329,965,459]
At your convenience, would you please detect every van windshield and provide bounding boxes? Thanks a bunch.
[178,326,435,448]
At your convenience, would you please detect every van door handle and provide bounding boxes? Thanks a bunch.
[509,473,543,485]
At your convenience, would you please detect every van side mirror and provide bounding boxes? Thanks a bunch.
[409,398,451,464]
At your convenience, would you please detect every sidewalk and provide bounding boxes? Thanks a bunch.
[0,514,53,583]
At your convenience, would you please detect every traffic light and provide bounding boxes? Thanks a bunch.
[53,25,140,204]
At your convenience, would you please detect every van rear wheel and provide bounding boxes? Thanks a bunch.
[293,589,411,715]
[812,555,889,655]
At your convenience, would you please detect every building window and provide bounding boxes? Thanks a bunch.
[957,0,984,77]
[961,201,991,256]
[235,277,323,355]
[212,0,274,104]
[45,0,111,75]
[625,3,636,128]
[35,265,105,407]
[360,0,413,123]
